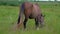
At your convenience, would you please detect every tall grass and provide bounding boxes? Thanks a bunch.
[0,2,60,34]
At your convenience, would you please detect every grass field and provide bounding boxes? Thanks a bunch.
[0,2,60,34]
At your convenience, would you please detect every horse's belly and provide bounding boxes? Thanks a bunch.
[29,11,39,19]
[31,10,40,18]
[29,16,34,19]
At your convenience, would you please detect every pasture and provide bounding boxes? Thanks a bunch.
[0,2,60,34]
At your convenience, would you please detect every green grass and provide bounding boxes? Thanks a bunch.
[0,2,60,34]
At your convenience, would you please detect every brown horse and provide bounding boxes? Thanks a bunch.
[17,2,44,30]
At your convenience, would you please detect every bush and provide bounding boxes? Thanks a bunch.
[0,1,7,5]
[0,1,20,6]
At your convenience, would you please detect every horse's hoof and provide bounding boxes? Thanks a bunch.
[37,27,39,30]
[40,24,45,28]
[23,28,26,30]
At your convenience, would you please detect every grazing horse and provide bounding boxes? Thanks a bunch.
[17,2,44,30]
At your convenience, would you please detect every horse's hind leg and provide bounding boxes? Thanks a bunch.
[17,16,20,24]
[23,18,28,29]
[35,18,39,30]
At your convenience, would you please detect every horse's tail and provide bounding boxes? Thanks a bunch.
[17,4,24,29]
[17,3,24,24]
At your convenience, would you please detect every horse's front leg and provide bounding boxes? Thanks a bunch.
[35,18,39,30]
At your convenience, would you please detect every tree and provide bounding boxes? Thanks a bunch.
[55,0,57,1]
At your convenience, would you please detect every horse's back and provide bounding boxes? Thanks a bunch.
[24,2,33,9]
[21,2,41,19]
